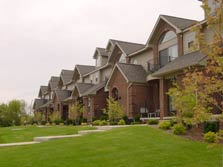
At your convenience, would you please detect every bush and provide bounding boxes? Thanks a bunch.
[158,121,171,130]
[45,122,51,126]
[110,121,118,125]
[172,124,186,135]
[204,121,219,133]
[118,119,126,125]
[41,120,46,125]
[81,123,88,126]
[147,119,159,125]
[131,121,141,125]
[51,123,56,126]
[54,119,62,125]
[170,118,178,126]
[99,120,107,126]
[59,123,64,126]
[204,131,217,143]
[67,119,74,125]
[92,120,100,126]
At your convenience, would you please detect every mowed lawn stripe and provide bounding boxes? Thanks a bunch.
[0,126,95,143]
[0,126,221,167]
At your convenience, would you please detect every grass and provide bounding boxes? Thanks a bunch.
[0,126,221,167]
[0,125,95,143]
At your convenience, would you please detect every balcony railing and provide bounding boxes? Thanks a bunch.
[147,56,176,74]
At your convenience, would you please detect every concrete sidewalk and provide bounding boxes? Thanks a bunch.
[0,141,40,147]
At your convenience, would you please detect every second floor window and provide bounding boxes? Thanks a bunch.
[159,45,178,67]
[159,31,178,67]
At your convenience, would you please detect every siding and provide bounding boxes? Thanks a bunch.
[130,50,153,71]
[183,31,196,55]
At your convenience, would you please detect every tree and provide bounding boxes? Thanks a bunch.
[69,103,83,125]
[168,0,223,125]
[49,111,61,124]
[103,97,124,124]
[0,100,26,126]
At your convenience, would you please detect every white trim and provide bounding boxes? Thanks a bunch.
[146,15,182,46]
[105,64,129,90]
[128,46,150,57]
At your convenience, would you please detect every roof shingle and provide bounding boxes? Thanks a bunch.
[60,69,74,85]
[117,63,147,83]
[152,51,206,77]
[49,76,60,90]
[82,81,107,96]
[55,90,72,102]
[76,65,96,76]
[161,15,197,30]
[74,83,94,96]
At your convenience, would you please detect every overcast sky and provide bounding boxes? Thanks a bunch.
[0,0,203,105]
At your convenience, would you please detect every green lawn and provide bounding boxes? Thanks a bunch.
[0,126,221,167]
[0,125,95,143]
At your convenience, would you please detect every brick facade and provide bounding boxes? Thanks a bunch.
[83,89,108,122]
[108,69,150,119]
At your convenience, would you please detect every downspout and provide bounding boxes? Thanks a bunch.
[127,82,133,119]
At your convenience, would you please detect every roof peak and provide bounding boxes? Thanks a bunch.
[160,14,198,22]
[110,39,144,46]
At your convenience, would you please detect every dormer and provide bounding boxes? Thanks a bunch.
[58,69,74,90]
[38,86,48,99]
[73,65,96,83]
[93,48,108,68]
[108,40,145,66]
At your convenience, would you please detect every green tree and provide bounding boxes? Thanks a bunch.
[0,100,26,126]
[49,111,61,124]
[168,0,223,125]
[103,97,124,124]
[69,103,83,125]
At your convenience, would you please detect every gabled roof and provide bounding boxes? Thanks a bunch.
[152,51,206,77]
[93,47,108,59]
[82,81,107,96]
[116,41,145,56]
[33,99,47,110]
[39,100,53,108]
[73,83,94,97]
[83,63,112,77]
[147,15,198,45]
[108,40,145,63]
[54,90,72,102]
[75,65,96,76]
[161,15,197,31]
[117,63,147,83]
[106,63,147,88]
[38,86,48,97]
[48,76,60,90]
[60,69,74,85]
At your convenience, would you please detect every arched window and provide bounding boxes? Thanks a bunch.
[112,88,119,101]
[159,31,177,44]
[159,31,178,67]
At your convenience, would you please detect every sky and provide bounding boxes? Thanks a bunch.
[0,0,204,106]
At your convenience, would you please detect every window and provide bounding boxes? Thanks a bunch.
[119,54,126,63]
[188,41,194,49]
[96,56,101,67]
[87,97,91,108]
[133,60,138,65]
[159,45,178,67]
[160,31,177,44]
[159,31,178,67]
[112,88,119,101]
[95,77,98,82]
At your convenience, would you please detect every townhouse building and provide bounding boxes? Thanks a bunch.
[34,0,222,123]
